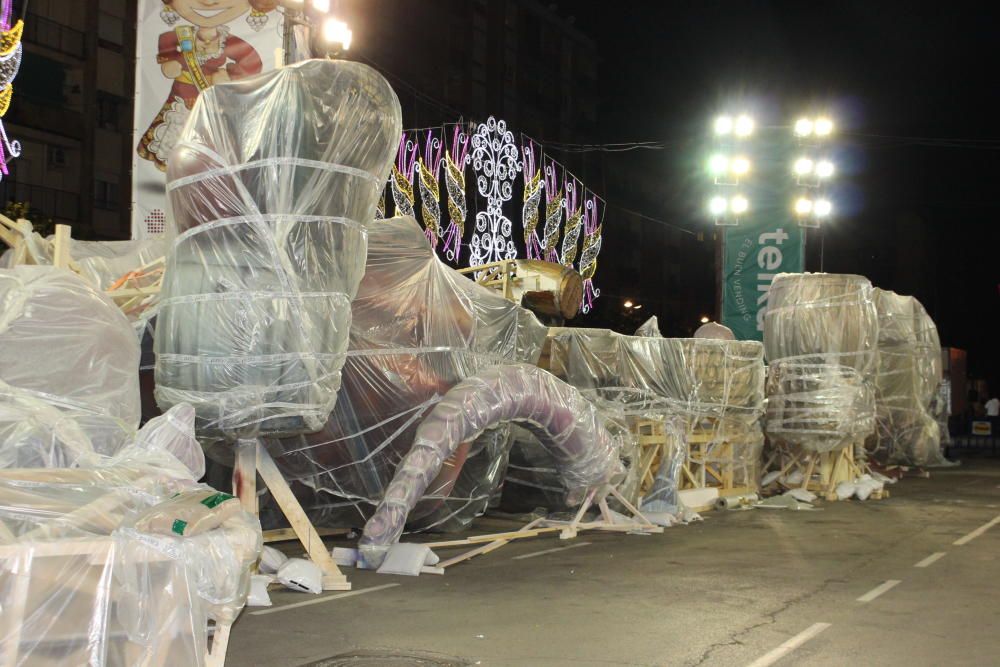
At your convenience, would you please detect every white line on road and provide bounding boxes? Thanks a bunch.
[953,514,1000,545]
[250,583,400,616]
[745,622,832,667]
[512,541,592,560]
[914,552,947,568]
[857,579,902,603]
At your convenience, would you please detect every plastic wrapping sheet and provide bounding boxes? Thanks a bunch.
[522,328,765,502]
[154,58,402,440]
[254,216,548,533]
[763,273,879,452]
[871,289,945,465]
[0,405,261,667]
[765,358,876,453]
[0,266,140,462]
[358,363,626,565]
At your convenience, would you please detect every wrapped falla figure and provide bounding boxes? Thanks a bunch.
[154,58,402,440]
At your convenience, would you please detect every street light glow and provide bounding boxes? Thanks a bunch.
[814,199,833,217]
[816,160,835,179]
[794,118,813,137]
[709,196,728,216]
[322,17,353,50]
[714,116,733,135]
[708,154,729,175]
[700,316,710,324]
[734,114,754,137]
[624,300,634,308]
[794,157,814,175]
[312,0,331,11]
[794,197,813,215]
[730,156,750,175]
[814,117,834,136]
[730,195,749,214]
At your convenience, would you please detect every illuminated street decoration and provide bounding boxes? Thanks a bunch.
[579,194,604,313]
[560,176,583,267]
[541,157,564,263]
[391,132,417,218]
[468,116,520,266]
[0,1,23,181]
[521,137,544,259]
[416,129,443,248]
[442,123,470,261]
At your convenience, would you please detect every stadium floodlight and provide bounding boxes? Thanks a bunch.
[815,160,835,179]
[814,199,833,217]
[709,196,728,216]
[794,197,813,215]
[708,154,729,175]
[734,114,754,137]
[322,17,352,50]
[814,117,834,136]
[714,116,733,135]
[794,157,814,175]
[730,156,750,176]
[730,195,749,214]
[794,118,814,137]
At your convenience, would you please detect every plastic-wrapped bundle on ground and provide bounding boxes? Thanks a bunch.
[763,273,879,452]
[0,266,140,465]
[359,363,626,565]
[0,405,261,666]
[154,59,402,440]
[871,288,945,465]
[508,328,765,508]
[256,216,547,532]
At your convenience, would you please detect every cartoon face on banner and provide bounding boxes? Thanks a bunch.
[131,0,281,238]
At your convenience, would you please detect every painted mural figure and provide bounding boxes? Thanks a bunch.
[137,0,277,171]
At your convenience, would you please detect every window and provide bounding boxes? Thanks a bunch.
[98,12,124,50]
[97,94,127,131]
[94,179,119,210]
[46,145,67,170]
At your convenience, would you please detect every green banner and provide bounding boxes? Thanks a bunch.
[721,222,804,341]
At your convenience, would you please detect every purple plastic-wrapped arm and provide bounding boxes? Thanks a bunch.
[359,364,623,565]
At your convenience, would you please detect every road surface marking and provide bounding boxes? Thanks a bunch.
[953,514,1000,545]
[250,583,400,616]
[512,541,592,560]
[857,579,901,602]
[745,622,832,667]
[914,552,947,568]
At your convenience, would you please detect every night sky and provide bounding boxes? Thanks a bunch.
[557,1,999,390]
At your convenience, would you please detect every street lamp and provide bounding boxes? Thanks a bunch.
[279,0,351,63]
[700,315,710,324]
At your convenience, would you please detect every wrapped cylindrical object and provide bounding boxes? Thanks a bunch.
[765,359,876,452]
[359,364,625,564]
[871,288,944,465]
[0,266,140,462]
[763,273,879,452]
[0,405,261,667]
[154,59,402,440]
[257,216,547,532]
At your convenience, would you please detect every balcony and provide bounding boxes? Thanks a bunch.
[23,13,86,59]
[0,181,80,225]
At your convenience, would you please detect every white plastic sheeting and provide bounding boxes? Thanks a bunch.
[154,59,402,440]
[359,363,626,565]
[0,405,261,666]
[871,288,945,465]
[256,216,548,533]
[763,273,879,452]
[0,266,141,464]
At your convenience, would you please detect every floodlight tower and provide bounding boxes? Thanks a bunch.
[707,113,754,226]
[791,115,835,229]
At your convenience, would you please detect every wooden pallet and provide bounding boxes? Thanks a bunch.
[764,441,888,501]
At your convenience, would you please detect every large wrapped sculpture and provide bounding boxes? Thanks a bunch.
[871,288,945,465]
[508,328,765,510]
[359,363,627,565]
[257,216,548,532]
[0,266,140,465]
[154,59,402,441]
[763,273,878,453]
[0,406,260,666]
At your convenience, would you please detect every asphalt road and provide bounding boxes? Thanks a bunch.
[228,456,1000,667]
